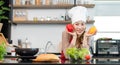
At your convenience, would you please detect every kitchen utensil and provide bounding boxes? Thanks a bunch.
[94,39,120,57]
[15,48,39,56]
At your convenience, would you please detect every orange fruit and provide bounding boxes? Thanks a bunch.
[88,26,97,34]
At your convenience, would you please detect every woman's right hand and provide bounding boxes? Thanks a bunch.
[65,28,77,38]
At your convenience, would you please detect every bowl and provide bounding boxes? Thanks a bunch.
[15,48,39,56]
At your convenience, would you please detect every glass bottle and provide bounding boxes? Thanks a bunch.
[35,0,41,5]
[15,0,21,5]
[65,10,70,21]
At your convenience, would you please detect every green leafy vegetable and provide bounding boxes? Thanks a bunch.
[66,47,79,60]
[66,47,90,61]
[78,48,90,60]
[0,42,6,60]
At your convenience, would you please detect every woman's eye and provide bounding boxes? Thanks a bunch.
[81,23,84,26]
[75,23,79,25]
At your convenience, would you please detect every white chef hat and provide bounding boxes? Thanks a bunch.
[68,6,88,24]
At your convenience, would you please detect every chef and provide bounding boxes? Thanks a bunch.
[60,6,96,60]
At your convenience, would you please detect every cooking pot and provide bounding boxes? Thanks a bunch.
[15,48,39,56]
[13,45,39,56]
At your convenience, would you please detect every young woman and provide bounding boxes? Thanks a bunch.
[60,6,96,60]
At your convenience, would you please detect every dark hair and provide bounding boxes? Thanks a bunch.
[75,31,85,48]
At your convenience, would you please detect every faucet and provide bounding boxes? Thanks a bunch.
[44,41,53,54]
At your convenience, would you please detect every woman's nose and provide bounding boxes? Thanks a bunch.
[77,26,83,29]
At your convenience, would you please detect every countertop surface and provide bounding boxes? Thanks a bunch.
[1,56,120,65]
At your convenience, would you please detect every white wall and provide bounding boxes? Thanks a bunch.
[11,24,65,52]
[94,1,120,16]
[11,1,120,52]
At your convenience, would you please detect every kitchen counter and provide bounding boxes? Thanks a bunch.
[1,56,120,65]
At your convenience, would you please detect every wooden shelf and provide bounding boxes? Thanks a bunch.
[12,20,95,24]
[13,4,95,9]
[86,20,95,24]
[13,5,74,9]
[13,20,72,24]
[76,4,95,8]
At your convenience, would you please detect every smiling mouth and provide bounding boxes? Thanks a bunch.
[76,30,83,33]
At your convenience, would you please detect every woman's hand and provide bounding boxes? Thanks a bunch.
[86,26,97,37]
[65,28,77,38]
[85,30,97,37]
[82,30,97,49]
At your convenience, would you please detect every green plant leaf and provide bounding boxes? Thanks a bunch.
[0,16,8,20]
[0,0,10,21]
[0,1,4,6]
[0,10,5,15]
[1,6,10,11]
[0,42,6,55]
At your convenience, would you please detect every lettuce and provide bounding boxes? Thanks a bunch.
[0,42,6,60]
[66,47,90,61]
[66,47,79,60]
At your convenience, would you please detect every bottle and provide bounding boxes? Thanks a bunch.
[25,0,31,5]
[18,39,22,48]
[35,0,41,6]
[45,0,50,5]
[60,16,64,20]
[9,40,16,56]
[6,40,12,55]
[25,38,31,48]
[33,17,38,22]
[65,11,70,21]
[11,50,16,56]
[15,0,21,5]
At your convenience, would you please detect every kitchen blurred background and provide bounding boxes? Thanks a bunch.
[1,0,120,53]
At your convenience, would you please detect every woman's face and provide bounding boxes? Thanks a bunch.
[73,21,86,36]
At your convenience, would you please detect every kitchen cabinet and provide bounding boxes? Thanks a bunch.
[11,0,95,24]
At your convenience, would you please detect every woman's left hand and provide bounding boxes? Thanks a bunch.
[85,30,97,37]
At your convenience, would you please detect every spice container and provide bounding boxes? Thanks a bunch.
[11,50,16,56]
[13,10,28,21]
[46,17,51,21]
[6,40,13,55]
[65,11,70,21]
[33,17,38,22]
[40,17,45,21]
[35,0,42,6]
[25,38,31,48]
[25,0,31,5]
[45,0,52,5]
[18,39,22,48]
[15,0,21,5]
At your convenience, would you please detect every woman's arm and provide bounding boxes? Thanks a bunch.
[65,29,77,48]
[68,36,77,48]
[61,30,77,58]
[82,31,96,49]
[61,31,70,58]
[82,33,90,49]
